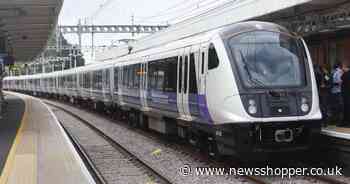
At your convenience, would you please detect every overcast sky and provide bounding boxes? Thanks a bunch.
[57,0,229,62]
[58,0,191,47]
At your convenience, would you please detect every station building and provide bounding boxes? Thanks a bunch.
[306,29,350,70]
[257,0,350,70]
[0,0,63,107]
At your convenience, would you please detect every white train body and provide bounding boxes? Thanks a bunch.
[4,21,322,157]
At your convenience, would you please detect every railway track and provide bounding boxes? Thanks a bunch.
[44,99,349,184]
[45,100,267,184]
[48,103,174,184]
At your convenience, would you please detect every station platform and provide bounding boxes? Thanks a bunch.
[0,92,95,184]
[322,126,350,140]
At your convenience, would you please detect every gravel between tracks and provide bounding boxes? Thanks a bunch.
[52,108,155,184]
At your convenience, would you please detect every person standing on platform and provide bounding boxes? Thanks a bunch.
[341,61,350,127]
[315,64,331,125]
[331,63,344,124]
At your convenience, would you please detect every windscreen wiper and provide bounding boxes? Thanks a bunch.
[239,51,265,88]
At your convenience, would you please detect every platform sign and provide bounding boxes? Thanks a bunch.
[0,53,14,66]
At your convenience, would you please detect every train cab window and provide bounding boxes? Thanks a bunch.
[189,53,198,94]
[208,45,219,70]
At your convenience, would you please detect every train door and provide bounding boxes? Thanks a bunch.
[198,44,212,123]
[140,57,149,110]
[177,47,192,120]
[198,44,208,96]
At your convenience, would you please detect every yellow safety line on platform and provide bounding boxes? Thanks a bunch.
[0,97,28,184]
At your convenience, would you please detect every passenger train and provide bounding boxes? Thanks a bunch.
[4,21,322,157]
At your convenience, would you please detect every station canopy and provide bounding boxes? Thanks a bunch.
[259,0,350,36]
[0,0,63,63]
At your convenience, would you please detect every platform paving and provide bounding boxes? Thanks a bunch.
[0,94,25,174]
[0,92,95,184]
[322,125,350,140]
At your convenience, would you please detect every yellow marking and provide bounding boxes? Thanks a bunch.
[146,177,156,184]
[0,97,28,184]
[151,148,162,156]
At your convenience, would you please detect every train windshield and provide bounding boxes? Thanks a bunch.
[228,31,306,88]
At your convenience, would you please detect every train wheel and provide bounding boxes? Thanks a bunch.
[128,110,139,128]
[188,131,204,152]
[207,136,222,160]
[139,113,149,130]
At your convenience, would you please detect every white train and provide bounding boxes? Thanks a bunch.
[4,21,322,157]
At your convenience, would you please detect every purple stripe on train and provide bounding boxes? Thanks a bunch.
[198,94,213,124]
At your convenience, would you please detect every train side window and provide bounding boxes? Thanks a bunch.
[86,72,92,89]
[84,73,87,88]
[93,71,102,90]
[93,71,97,89]
[189,53,198,94]
[184,56,188,93]
[134,64,140,88]
[157,61,166,91]
[165,57,178,92]
[123,67,128,87]
[93,72,97,89]
[105,69,110,90]
[208,45,219,70]
[99,70,103,89]
[114,67,118,91]
[201,52,205,74]
[73,75,77,88]
[178,57,182,93]
[148,61,157,89]
[128,65,134,88]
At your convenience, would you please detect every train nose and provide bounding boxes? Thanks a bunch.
[275,129,294,143]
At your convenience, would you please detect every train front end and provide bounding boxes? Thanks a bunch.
[210,22,322,156]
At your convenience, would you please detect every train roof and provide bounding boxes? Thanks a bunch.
[219,21,292,39]
[4,21,291,81]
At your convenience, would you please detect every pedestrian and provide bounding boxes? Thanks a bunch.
[316,65,331,125]
[341,61,350,127]
[331,63,344,124]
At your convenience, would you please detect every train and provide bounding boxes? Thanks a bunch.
[3,21,322,158]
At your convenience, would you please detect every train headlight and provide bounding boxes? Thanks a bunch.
[301,97,309,113]
[248,105,257,114]
[248,99,257,114]
[301,103,309,113]
[248,99,256,106]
